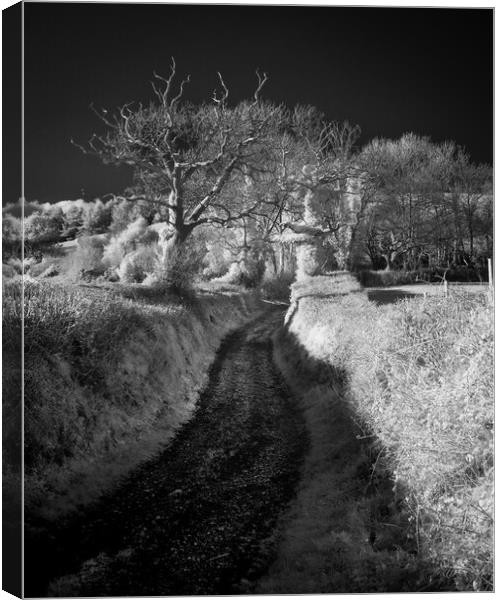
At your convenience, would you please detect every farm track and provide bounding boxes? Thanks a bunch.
[25,308,307,597]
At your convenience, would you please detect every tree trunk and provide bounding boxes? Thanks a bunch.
[383,254,391,271]
[156,223,193,284]
[469,225,474,261]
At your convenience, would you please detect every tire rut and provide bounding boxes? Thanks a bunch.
[25,308,308,597]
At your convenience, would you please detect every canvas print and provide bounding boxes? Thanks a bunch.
[2,2,494,596]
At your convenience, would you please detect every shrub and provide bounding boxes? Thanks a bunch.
[81,198,113,234]
[67,235,107,280]
[24,212,64,247]
[102,217,149,270]
[117,245,159,283]
[2,215,22,260]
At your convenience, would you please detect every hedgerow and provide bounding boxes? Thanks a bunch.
[288,287,493,590]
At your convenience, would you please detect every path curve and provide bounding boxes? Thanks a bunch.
[25,308,307,597]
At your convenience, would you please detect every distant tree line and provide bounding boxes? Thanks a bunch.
[354,134,492,276]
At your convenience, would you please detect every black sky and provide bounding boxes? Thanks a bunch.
[19,3,493,204]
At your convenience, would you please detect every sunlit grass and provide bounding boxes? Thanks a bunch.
[287,285,493,590]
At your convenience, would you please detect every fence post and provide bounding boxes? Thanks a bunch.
[488,258,493,289]
[444,279,448,298]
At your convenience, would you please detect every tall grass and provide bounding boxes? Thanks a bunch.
[8,280,148,470]
[288,287,493,590]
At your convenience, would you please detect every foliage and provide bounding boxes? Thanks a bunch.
[25,210,65,246]
[68,235,107,279]
[102,217,150,270]
[108,196,157,234]
[2,214,22,260]
[82,198,113,234]
[117,245,158,283]
[62,203,85,238]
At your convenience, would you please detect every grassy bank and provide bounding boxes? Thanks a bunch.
[4,279,260,522]
[274,279,493,591]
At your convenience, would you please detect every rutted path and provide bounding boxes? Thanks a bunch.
[25,308,307,597]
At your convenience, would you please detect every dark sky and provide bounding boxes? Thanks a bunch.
[20,3,493,204]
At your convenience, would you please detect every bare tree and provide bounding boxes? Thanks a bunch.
[74,59,283,275]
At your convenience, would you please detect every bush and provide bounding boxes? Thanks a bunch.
[68,235,107,280]
[117,245,159,283]
[2,215,22,260]
[102,217,149,270]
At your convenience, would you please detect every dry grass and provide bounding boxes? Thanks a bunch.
[285,284,493,591]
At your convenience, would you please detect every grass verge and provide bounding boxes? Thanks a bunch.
[273,281,493,591]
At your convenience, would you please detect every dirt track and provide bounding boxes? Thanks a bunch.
[25,308,307,597]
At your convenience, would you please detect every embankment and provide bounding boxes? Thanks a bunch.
[259,274,493,592]
[4,280,261,523]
